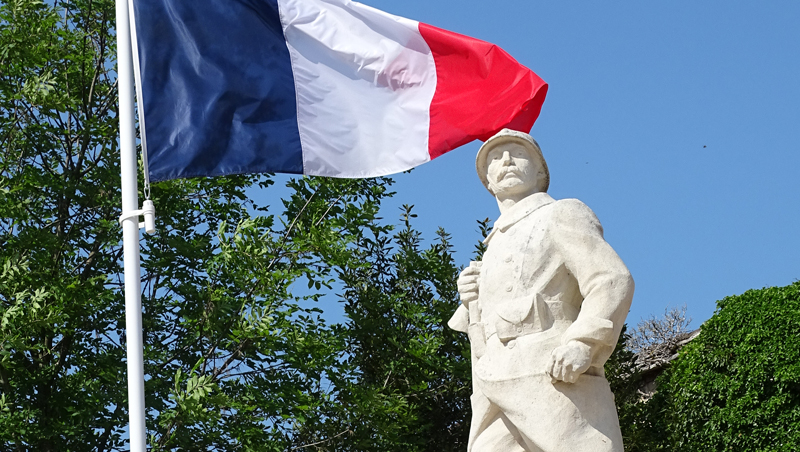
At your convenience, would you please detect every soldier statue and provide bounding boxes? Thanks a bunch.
[449,129,634,452]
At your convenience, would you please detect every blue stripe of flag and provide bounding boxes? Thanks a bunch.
[132,0,304,182]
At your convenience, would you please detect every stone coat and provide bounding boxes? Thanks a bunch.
[449,192,634,452]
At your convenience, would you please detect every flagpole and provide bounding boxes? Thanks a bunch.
[116,0,147,449]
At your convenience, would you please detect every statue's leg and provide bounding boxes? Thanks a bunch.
[470,411,529,451]
[487,374,623,452]
[469,390,528,452]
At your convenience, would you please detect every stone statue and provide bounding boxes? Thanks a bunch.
[448,129,634,452]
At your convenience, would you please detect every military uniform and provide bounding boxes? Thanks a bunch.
[449,192,634,452]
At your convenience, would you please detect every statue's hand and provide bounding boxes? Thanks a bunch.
[457,261,482,308]
[547,341,592,384]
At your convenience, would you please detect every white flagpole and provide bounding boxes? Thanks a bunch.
[116,0,148,449]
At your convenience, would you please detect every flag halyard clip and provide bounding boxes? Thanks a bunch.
[119,199,156,234]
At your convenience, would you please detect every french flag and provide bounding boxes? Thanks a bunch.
[131,0,548,181]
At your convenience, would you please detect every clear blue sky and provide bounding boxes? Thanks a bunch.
[269,0,800,329]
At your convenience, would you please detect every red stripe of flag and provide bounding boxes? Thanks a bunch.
[418,23,548,159]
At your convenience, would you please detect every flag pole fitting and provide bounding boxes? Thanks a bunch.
[119,200,156,234]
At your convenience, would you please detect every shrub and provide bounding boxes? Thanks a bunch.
[663,282,800,451]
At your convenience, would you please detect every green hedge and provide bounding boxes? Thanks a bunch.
[661,282,800,451]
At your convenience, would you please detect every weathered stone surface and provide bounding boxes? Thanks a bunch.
[450,129,635,452]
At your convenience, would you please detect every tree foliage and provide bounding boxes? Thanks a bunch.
[605,283,800,452]
[1,0,127,449]
[303,205,471,451]
[605,323,671,452]
[604,325,645,449]
[138,175,397,451]
[661,282,800,451]
[0,1,472,450]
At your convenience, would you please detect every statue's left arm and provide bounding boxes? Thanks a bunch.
[546,199,635,383]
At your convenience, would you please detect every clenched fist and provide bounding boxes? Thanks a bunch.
[457,261,482,308]
[547,340,592,384]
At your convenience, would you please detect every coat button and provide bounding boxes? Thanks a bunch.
[516,326,523,333]
[505,286,513,292]
[504,256,512,263]
[507,339,516,349]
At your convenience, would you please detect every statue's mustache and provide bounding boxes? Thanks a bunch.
[498,168,522,179]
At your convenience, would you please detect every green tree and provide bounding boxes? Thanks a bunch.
[661,282,800,451]
[605,325,643,448]
[0,0,389,449]
[0,2,475,451]
[1,0,128,449]
[607,283,800,451]
[302,205,472,451]
[605,324,671,452]
[138,175,396,451]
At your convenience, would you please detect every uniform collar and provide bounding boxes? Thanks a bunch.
[484,192,555,245]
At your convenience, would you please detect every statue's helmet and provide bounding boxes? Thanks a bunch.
[476,129,550,195]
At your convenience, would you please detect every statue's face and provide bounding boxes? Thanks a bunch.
[485,142,541,198]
